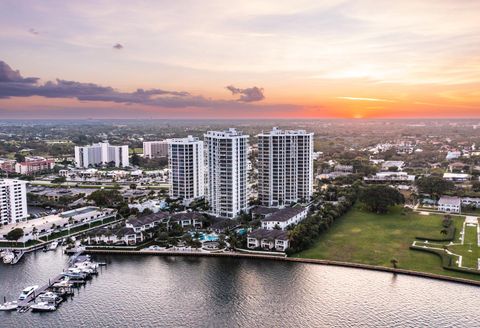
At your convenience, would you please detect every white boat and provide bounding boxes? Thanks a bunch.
[30,301,57,312]
[31,292,62,312]
[18,285,39,301]
[0,300,18,311]
[38,292,62,304]
[52,278,73,288]
[61,269,87,280]
[74,261,99,270]
[3,251,14,264]
[48,241,59,251]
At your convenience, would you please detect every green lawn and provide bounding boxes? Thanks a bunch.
[449,222,479,269]
[295,206,480,281]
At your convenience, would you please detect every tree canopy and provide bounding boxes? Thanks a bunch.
[416,176,454,198]
[359,185,404,213]
[6,228,24,241]
[87,189,123,207]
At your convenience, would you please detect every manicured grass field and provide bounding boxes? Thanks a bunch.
[295,206,480,281]
[449,223,480,269]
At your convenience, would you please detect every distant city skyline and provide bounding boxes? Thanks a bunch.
[1,1,480,119]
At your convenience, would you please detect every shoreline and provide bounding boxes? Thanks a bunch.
[84,249,480,287]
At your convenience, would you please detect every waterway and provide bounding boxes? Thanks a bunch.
[1,249,479,327]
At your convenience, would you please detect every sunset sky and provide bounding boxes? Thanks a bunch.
[1,0,479,119]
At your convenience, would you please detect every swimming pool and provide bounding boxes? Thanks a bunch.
[235,228,247,235]
[190,232,219,242]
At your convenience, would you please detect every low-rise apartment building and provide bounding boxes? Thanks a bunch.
[260,206,308,230]
[15,156,55,175]
[247,229,290,252]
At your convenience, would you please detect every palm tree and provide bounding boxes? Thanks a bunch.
[32,227,38,241]
[390,258,398,269]
[68,216,74,235]
[441,229,448,236]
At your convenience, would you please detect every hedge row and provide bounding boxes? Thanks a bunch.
[415,225,456,242]
[410,245,479,276]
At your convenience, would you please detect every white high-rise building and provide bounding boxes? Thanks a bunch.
[257,127,314,207]
[143,141,168,159]
[0,179,28,225]
[167,136,204,204]
[74,142,129,168]
[205,128,248,218]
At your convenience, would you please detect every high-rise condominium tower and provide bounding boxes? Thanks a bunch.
[257,127,313,207]
[143,140,168,159]
[204,128,248,218]
[74,142,129,168]
[167,136,204,204]
[0,179,28,225]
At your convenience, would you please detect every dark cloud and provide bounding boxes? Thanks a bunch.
[28,28,39,35]
[226,85,265,102]
[0,61,39,83]
[113,43,123,50]
[0,60,288,114]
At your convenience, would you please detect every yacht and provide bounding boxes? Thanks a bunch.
[52,278,73,288]
[48,241,59,251]
[38,292,62,304]
[75,261,99,270]
[30,292,62,312]
[30,301,57,312]
[18,285,39,301]
[2,251,14,264]
[61,269,87,280]
[0,299,18,311]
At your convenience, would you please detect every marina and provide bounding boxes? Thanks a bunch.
[1,249,104,314]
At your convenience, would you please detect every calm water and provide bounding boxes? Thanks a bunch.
[1,250,479,327]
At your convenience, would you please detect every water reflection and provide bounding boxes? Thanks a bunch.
[0,251,479,327]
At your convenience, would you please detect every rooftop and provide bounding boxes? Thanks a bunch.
[205,128,247,138]
[126,212,169,228]
[251,206,280,216]
[60,206,101,218]
[258,127,312,136]
[170,212,205,222]
[261,207,306,222]
[438,196,461,206]
[248,228,288,241]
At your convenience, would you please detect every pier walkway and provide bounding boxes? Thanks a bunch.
[17,274,64,308]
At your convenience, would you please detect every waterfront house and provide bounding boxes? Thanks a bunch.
[260,207,308,231]
[87,226,141,245]
[247,229,289,252]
